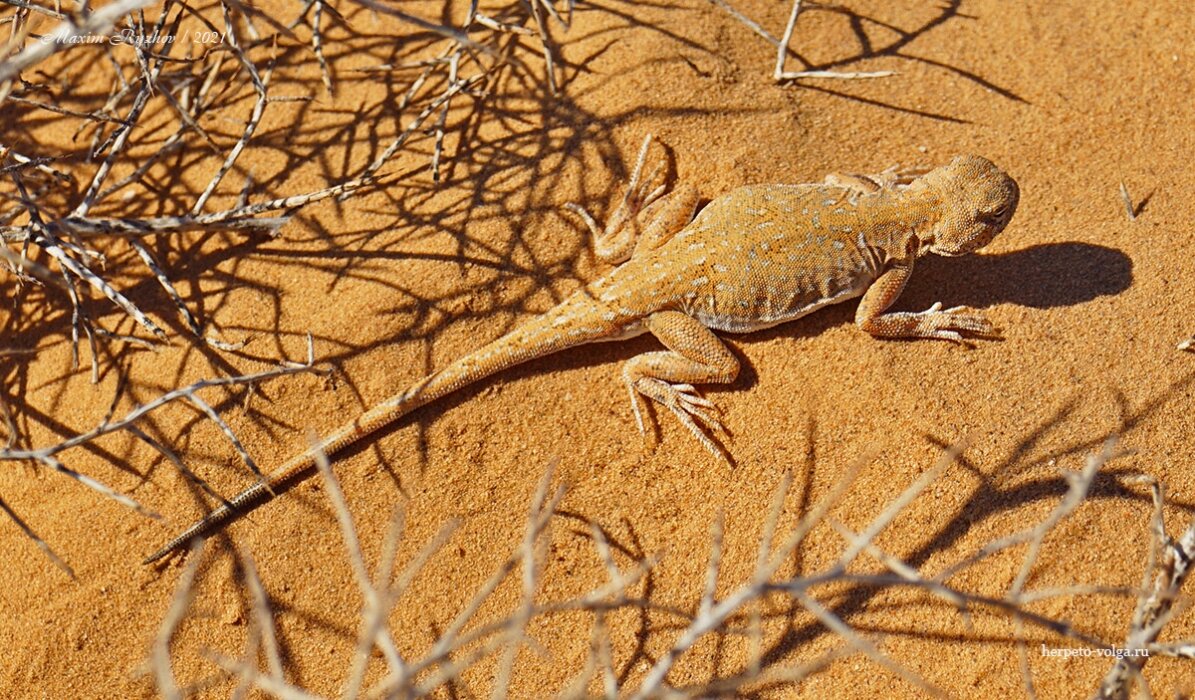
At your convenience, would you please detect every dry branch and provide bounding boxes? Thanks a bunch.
[2,0,574,373]
[1118,182,1136,221]
[0,336,319,573]
[2,0,577,576]
[1095,476,1195,699]
[143,436,1195,697]
[0,0,157,83]
[709,0,895,82]
[151,454,645,698]
[148,539,205,700]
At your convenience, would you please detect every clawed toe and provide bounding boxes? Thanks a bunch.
[673,384,717,412]
[567,134,675,264]
[920,302,1001,341]
[629,377,728,460]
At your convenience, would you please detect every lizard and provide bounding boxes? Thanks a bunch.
[143,135,1019,564]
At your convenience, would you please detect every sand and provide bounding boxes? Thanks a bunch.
[2,0,1195,697]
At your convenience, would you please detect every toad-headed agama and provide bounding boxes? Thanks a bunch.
[144,136,1019,564]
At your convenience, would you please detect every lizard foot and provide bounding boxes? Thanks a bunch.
[619,134,669,218]
[564,134,670,263]
[628,377,726,460]
[915,302,1001,342]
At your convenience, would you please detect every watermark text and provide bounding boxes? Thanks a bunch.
[40,30,225,47]
[1040,644,1148,659]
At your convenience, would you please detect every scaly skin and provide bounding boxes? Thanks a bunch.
[144,137,1019,564]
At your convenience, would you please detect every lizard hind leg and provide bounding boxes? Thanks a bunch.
[566,134,697,264]
[623,310,739,461]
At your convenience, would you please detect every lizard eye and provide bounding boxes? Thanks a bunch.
[982,204,1008,222]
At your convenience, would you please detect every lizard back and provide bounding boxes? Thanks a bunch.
[595,183,925,334]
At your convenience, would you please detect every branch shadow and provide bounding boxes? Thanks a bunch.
[712,0,1028,123]
[750,369,1195,672]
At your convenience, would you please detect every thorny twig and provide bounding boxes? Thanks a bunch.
[1094,475,1195,699]
[1,0,575,572]
[0,336,319,574]
[147,438,1195,697]
[2,0,575,369]
[1118,182,1137,221]
[709,0,895,81]
[167,454,646,698]
[0,0,158,83]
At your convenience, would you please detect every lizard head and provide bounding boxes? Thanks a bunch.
[913,155,1019,257]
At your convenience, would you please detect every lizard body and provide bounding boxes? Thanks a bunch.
[144,137,1018,564]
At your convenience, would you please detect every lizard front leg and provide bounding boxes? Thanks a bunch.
[623,310,739,459]
[856,263,999,342]
[824,166,933,197]
[823,172,882,194]
[567,134,700,264]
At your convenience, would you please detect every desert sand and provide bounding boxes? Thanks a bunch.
[2,0,1194,697]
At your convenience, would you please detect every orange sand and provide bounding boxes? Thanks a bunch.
[2,0,1195,697]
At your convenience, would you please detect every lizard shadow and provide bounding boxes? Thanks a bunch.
[725,242,1133,392]
[405,242,1135,456]
[898,242,1134,311]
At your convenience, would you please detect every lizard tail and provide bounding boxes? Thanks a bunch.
[143,293,616,564]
